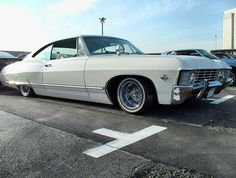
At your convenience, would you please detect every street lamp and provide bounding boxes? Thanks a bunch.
[214,35,217,49]
[99,17,106,35]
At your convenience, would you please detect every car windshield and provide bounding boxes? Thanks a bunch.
[198,49,218,59]
[83,36,143,55]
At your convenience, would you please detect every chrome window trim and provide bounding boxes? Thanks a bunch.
[79,36,91,56]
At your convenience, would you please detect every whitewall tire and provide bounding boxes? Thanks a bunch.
[117,78,155,114]
[19,85,35,97]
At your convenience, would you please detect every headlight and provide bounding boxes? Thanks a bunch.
[224,69,231,79]
[218,69,225,80]
[178,71,195,86]
[218,69,232,83]
[224,69,232,82]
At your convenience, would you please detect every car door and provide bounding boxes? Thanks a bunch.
[20,45,53,95]
[43,37,89,101]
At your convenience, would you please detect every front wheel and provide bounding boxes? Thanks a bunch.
[229,71,236,86]
[19,85,35,97]
[117,78,155,114]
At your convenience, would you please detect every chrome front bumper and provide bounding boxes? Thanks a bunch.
[172,79,232,104]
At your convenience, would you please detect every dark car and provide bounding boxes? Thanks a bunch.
[17,52,31,60]
[0,51,20,85]
[162,49,236,85]
[211,49,236,58]
[211,51,236,60]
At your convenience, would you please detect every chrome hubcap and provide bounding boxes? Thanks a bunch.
[119,80,143,110]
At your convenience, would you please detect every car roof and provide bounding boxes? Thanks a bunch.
[32,35,129,57]
[51,35,127,43]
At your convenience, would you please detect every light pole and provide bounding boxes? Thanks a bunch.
[99,17,106,35]
[214,35,217,49]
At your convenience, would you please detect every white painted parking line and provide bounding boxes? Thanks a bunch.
[83,125,167,158]
[210,95,234,104]
[93,128,130,140]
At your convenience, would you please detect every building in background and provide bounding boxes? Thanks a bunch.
[223,8,236,49]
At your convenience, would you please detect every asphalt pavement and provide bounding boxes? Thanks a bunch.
[0,87,236,178]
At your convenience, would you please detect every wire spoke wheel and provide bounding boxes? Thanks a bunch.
[119,81,143,110]
[117,78,154,114]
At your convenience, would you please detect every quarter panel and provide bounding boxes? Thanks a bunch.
[1,59,45,90]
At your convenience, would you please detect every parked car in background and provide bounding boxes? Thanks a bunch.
[17,52,31,60]
[162,49,236,85]
[162,49,218,59]
[211,49,236,58]
[0,51,21,85]
[0,36,232,114]
[211,51,236,59]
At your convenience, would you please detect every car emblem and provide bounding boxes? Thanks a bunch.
[161,75,168,81]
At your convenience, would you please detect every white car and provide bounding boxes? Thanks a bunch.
[0,36,232,114]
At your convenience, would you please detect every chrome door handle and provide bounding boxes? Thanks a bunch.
[45,64,52,67]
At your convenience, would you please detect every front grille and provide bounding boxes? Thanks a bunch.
[194,69,219,83]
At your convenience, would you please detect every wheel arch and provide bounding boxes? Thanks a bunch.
[15,77,31,89]
[105,75,158,105]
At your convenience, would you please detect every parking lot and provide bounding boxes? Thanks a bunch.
[0,87,236,178]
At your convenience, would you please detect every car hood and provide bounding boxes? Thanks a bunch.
[170,55,231,70]
[131,55,230,70]
[88,55,231,71]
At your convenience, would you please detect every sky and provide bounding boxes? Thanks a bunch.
[0,0,235,53]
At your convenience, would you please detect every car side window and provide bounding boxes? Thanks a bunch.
[123,44,135,54]
[51,38,77,60]
[34,45,53,61]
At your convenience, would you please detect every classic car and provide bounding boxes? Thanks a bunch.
[0,36,232,114]
[162,49,236,85]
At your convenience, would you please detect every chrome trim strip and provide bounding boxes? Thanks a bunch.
[86,86,104,90]
[31,83,85,89]
[30,83,104,90]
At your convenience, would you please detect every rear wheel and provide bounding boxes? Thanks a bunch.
[117,78,155,114]
[19,85,35,97]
